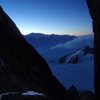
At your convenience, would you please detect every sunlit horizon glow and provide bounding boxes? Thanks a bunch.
[20,29,92,36]
[0,0,92,36]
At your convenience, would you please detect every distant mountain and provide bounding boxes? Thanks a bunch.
[24,32,94,99]
[24,33,76,48]
[51,34,94,49]
[50,34,94,64]
[26,34,94,93]
[46,34,94,93]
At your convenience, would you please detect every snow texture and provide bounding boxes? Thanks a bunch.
[0,91,44,99]
[25,34,94,92]
[22,91,44,96]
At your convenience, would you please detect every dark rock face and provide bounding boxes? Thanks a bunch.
[79,90,94,100]
[68,55,79,64]
[82,46,94,55]
[0,6,71,100]
[59,56,66,64]
[68,86,80,100]
[86,0,100,99]
[1,94,60,100]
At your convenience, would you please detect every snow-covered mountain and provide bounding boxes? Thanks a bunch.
[25,33,94,93]
[50,34,94,64]
[24,33,76,48]
[51,34,93,49]
[51,46,93,64]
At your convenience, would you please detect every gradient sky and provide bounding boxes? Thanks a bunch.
[0,0,92,35]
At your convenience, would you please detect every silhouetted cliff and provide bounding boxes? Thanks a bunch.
[0,6,71,100]
[86,0,100,99]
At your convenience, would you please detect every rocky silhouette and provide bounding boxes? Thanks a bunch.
[0,6,72,100]
[68,85,80,100]
[86,0,100,99]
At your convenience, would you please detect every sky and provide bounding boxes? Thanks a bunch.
[0,0,92,36]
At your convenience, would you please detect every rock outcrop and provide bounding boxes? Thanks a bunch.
[54,46,93,64]
[68,86,80,100]
[79,90,94,100]
[86,0,100,99]
[0,6,71,100]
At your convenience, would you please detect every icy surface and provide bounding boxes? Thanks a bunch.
[22,91,44,96]
[25,34,94,92]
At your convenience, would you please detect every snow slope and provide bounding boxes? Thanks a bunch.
[25,34,94,92]
[51,34,93,49]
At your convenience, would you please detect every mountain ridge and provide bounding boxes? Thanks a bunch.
[0,6,72,100]
[24,33,76,48]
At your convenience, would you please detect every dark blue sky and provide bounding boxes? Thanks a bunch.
[0,0,92,35]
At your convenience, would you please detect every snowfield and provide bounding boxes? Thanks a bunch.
[22,91,44,96]
[24,33,94,92]
[0,91,44,99]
